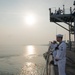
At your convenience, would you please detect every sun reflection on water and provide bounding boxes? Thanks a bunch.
[20,62,38,75]
[20,45,46,75]
[27,45,35,55]
[20,62,44,75]
[24,45,36,58]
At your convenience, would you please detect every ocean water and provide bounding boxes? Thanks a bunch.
[0,45,48,75]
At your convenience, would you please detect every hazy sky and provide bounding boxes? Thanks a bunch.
[0,0,74,45]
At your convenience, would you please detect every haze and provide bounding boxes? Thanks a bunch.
[0,0,74,45]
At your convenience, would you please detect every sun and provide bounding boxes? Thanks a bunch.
[24,13,36,26]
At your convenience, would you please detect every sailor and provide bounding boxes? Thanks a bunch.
[50,42,54,50]
[55,34,66,75]
[52,41,58,65]
[47,42,54,53]
[49,41,57,65]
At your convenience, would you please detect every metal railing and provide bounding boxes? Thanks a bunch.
[67,41,75,51]
[71,41,75,51]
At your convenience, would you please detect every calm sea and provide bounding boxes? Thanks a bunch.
[0,45,48,75]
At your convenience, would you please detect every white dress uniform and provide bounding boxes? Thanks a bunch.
[53,43,58,65]
[47,43,54,53]
[55,41,66,75]
[50,43,54,50]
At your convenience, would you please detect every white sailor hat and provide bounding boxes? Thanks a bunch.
[56,34,63,38]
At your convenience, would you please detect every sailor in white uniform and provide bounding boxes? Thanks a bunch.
[52,41,58,65]
[55,34,66,75]
[50,42,54,51]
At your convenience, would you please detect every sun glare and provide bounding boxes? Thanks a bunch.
[24,45,35,57]
[27,45,35,55]
[24,13,36,26]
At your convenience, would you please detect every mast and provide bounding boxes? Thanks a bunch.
[49,1,75,50]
